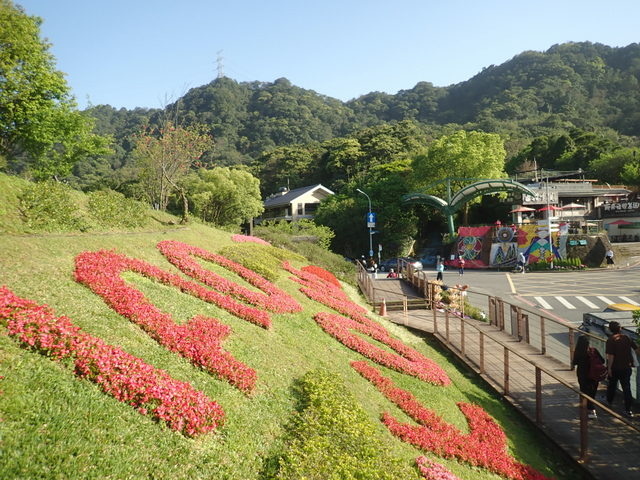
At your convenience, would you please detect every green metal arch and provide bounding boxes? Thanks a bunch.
[402,193,450,211]
[402,178,536,235]
[449,179,536,212]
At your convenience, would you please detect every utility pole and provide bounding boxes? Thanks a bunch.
[356,189,374,258]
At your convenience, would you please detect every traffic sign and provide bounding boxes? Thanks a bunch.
[367,212,376,228]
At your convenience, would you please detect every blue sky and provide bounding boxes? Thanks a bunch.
[16,0,640,110]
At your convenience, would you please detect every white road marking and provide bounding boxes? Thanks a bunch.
[618,296,640,306]
[555,296,576,309]
[597,296,615,305]
[575,296,599,309]
[534,296,553,309]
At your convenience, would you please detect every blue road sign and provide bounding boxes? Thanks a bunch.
[367,212,376,227]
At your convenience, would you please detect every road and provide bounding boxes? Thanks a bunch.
[434,265,640,326]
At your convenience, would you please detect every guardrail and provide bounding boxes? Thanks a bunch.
[360,265,640,466]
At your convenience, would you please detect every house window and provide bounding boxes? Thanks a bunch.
[297,203,303,215]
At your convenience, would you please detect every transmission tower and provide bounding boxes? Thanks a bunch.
[216,50,224,78]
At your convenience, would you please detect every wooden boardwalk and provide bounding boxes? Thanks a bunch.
[367,276,640,480]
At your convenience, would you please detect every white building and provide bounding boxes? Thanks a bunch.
[256,184,334,224]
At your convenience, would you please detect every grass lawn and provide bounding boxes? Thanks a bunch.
[0,194,584,479]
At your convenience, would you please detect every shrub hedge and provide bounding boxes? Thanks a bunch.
[268,369,415,480]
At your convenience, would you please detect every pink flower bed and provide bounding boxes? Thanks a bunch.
[0,286,224,437]
[74,250,259,392]
[316,313,450,386]
[231,234,271,246]
[157,240,301,313]
[352,361,551,480]
[416,456,462,480]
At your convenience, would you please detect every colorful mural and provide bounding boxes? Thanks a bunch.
[452,223,568,268]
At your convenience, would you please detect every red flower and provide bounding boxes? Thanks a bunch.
[352,361,552,480]
[74,250,258,392]
[157,240,301,313]
[0,286,224,437]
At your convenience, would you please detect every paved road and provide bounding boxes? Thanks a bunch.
[430,265,640,325]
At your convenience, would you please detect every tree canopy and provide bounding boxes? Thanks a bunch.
[0,0,110,179]
[182,167,263,227]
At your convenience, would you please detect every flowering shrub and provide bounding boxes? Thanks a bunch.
[74,250,259,391]
[416,456,462,480]
[300,265,341,288]
[157,240,301,313]
[317,313,450,386]
[231,234,271,246]
[0,286,224,437]
[352,361,551,480]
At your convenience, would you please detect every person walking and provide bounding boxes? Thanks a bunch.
[605,249,614,268]
[517,251,527,274]
[436,260,444,282]
[458,257,465,276]
[605,321,640,417]
[572,335,605,419]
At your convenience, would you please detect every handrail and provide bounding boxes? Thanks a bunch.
[366,268,640,464]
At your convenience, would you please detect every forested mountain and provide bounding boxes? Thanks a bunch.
[86,41,640,178]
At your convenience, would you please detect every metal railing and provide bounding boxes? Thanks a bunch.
[360,268,640,467]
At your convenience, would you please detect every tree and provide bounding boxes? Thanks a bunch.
[0,1,110,179]
[413,131,507,191]
[411,130,507,225]
[589,148,636,184]
[132,122,214,221]
[182,167,263,227]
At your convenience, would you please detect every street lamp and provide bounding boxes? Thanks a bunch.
[356,188,373,258]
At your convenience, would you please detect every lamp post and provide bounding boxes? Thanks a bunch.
[356,188,374,258]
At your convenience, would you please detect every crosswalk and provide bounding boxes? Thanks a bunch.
[531,295,639,311]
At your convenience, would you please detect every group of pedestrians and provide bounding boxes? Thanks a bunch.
[572,321,639,419]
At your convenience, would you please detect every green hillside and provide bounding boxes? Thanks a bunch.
[0,175,582,479]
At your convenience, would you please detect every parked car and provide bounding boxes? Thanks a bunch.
[379,257,423,272]
[418,248,439,267]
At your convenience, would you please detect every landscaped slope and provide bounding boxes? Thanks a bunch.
[0,222,580,479]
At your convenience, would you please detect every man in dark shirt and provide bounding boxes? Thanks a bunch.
[606,321,640,417]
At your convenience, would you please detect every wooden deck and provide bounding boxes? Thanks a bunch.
[366,275,640,480]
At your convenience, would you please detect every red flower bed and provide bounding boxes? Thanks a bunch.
[284,262,384,332]
[0,286,224,437]
[74,250,259,392]
[300,265,341,288]
[352,361,551,480]
[316,313,450,386]
[157,240,301,313]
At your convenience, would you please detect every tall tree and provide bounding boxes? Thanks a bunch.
[413,131,506,190]
[132,121,214,221]
[0,1,110,179]
[182,167,263,227]
[411,130,507,225]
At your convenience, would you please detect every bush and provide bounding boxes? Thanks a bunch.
[218,244,302,282]
[18,180,87,232]
[87,189,149,228]
[253,221,356,286]
[266,369,414,480]
[255,219,335,250]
